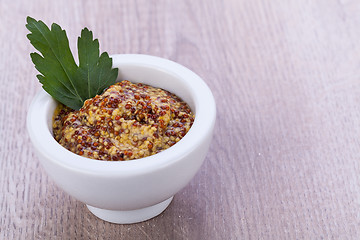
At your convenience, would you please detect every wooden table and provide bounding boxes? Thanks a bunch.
[2,0,360,239]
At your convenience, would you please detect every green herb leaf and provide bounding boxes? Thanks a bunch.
[26,16,118,110]
[76,28,118,101]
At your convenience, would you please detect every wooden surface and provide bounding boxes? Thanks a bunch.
[2,0,360,239]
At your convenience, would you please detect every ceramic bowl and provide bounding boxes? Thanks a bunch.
[27,54,216,224]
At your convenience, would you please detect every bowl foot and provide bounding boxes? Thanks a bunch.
[86,196,173,224]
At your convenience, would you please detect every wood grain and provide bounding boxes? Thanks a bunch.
[2,0,360,239]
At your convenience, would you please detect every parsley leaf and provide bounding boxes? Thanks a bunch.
[26,16,118,110]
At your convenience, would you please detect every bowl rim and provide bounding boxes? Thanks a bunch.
[27,54,216,177]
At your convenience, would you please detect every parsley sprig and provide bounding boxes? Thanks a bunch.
[26,16,118,110]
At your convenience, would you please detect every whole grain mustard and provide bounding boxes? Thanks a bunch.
[53,80,194,161]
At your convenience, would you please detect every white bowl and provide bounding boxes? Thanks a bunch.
[27,54,216,224]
